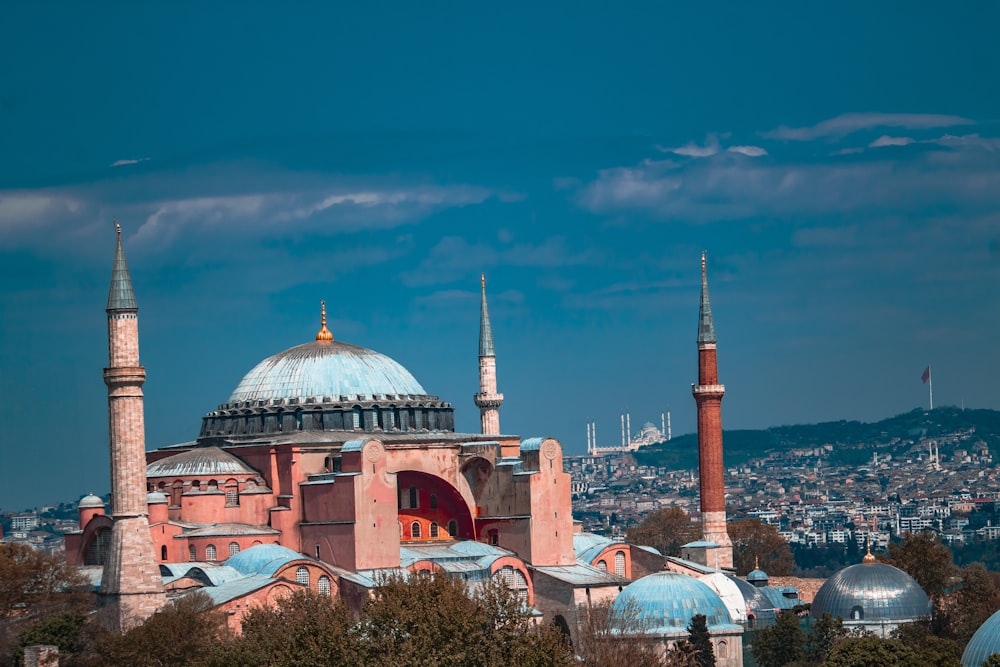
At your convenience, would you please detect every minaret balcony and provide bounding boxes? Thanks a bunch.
[692,384,725,396]
[474,392,504,409]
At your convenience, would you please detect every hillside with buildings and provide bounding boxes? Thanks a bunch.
[634,407,1000,471]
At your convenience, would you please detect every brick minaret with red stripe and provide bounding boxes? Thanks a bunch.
[692,252,733,569]
[100,223,165,629]
[474,274,503,435]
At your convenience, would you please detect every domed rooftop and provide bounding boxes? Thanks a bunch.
[962,608,1000,667]
[198,305,455,440]
[747,568,769,585]
[225,543,307,576]
[229,339,427,403]
[79,493,104,509]
[614,572,740,634]
[147,446,259,478]
[810,561,931,625]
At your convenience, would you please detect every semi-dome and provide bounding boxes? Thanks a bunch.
[229,339,428,404]
[614,572,740,634]
[225,543,308,576]
[962,608,1000,667]
[810,561,931,625]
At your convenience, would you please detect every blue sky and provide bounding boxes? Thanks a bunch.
[2,3,999,509]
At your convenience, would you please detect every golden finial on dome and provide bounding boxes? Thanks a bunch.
[316,300,334,342]
[754,555,760,570]
[863,541,875,563]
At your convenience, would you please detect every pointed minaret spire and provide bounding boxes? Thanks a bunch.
[107,220,138,312]
[479,273,495,357]
[101,222,165,629]
[316,300,334,341]
[475,273,503,435]
[692,251,732,570]
[698,251,716,345]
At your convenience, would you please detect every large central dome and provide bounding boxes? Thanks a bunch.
[198,305,455,440]
[229,340,428,403]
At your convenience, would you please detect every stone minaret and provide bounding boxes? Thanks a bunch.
[100,223,165,629]
[474,274,503,435]
[692,252,733,569]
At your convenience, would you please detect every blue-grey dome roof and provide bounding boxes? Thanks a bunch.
[962,609,1000,667]
[810,562,931,624]
[225,543,306,576]
[614,572,739,634]
[747,568,769,584]
[79,493,105,509]
[229,340,428,403]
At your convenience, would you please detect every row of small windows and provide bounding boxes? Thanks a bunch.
[293,566,332,596]
[595,551,627,578]
[399,486,438,510]
[402,519,458,540]
[187,542,241,562]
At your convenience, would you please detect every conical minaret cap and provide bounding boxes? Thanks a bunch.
[479,273,495,357]
[697,252,717,344]
[107,222,138,312]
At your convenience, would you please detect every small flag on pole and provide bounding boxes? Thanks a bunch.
[921,366,931,384]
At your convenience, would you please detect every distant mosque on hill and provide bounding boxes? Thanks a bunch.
[64,227,939,665]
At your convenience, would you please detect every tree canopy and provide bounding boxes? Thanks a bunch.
[729,518,795,576]
[626,506,699,557]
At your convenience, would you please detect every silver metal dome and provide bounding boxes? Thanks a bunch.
[229,340,428,403]
[810,562,931,625]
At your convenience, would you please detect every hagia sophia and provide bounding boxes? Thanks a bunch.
[62,227,954,665]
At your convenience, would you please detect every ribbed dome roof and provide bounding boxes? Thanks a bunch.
[962,609,1000,667]
[614,572,739,634]
[147,447,259,478]
[225,543,306,576]
[228,340,428,403]
[810,562,931,624]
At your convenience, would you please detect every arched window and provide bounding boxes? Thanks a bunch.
[399,520,404,538]
[229,542,240,557]
[188,545,197,561]
[160,545,167,561]
[718,640,728,658]
[493,566,529,601]
[489,529,499,546]
[315,545,321,559]
[409,486,418,509]
[448,520,458,538]
[851,606,864,620]
[614,550,626,577]
[206,544,217,561]
[296,566,309,586]
[430,522,439,538]
[596,560,607,571]
[411,521,422,539]
[429,494,438,510]
[318,575,331,596]
[225,488,239,506]
[352,407,362,429]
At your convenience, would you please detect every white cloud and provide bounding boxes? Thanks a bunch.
[110,157,151,167]
[728,145,768,157]
[658,135,721,158]
[869,135,915,148]
[930,133,1000,152]
[765,112,973,141]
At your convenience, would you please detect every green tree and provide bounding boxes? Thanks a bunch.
[88,591,229,667]
[205,590,360,667]
[982,655,1000,667]
[751,609,805,667]
[935,563,1000,643]
[884,532,955,602]
[805,612,848,664]
[13,613,86,667]
[729,519,795,576]
[686,614,715,667]
[824,635,918,667]
[626,507,699,557]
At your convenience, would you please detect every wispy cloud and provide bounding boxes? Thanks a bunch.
[765,112,973,141]
[868,135,915,148]
[111,157,151,167]
[728,145,768,157]
[658,135,721,158]
[578,134,1000,222]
